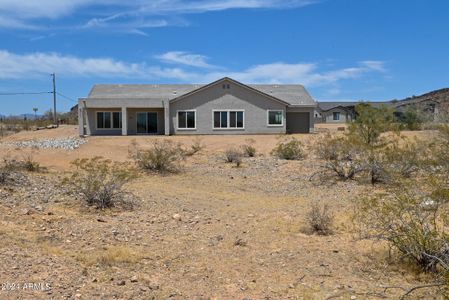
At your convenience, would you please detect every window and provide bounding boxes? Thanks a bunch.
[333,112,341,121]
[268,110,283,126]
[213,110,244,129]
[97,111,121,129]
[178,111,196,129]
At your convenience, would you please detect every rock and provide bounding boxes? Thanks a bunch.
[75,293,82,298]
[173,214,182,221]
[130,276,138,283]
[21,208,32,215]
[234,238,247,247]
[117,280,126,286]
[350,296,357,300]
[149,283,160,290]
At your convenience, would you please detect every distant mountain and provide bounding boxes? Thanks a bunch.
[0,113,43,119]
[392,88,449,106]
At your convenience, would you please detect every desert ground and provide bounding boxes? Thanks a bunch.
[0,125,441,299]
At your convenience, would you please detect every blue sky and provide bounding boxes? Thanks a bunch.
[0,0,448,115]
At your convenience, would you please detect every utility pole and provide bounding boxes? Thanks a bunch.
[51,73,57,125]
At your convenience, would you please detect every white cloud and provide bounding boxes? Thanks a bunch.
[155,51,215,68]
[0,0,316,30]
[0,50,386,88]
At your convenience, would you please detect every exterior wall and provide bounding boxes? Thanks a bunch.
[84,107,164,135]
[126,108,165,135]
[323,108,352,123]
[85,108,122,135]
[169,80,287,135]
[286,107,315,133]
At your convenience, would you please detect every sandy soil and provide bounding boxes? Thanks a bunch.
[0,126,442,299]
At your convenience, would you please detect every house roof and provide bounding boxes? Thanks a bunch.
[317,101,387,111]
[86,77,315,106]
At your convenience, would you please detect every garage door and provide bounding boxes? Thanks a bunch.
[286,112,310,133]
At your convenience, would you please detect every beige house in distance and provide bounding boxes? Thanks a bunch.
[78,77,316,136]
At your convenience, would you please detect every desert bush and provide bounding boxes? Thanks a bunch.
[356,183,449,273]
[382,139,424,179]
[0,163,10,184]
[63,157,137,209]
[129,140,186,173]
[397,107,423,131]
[21,152,41,172]
[348,103,396,147]
[306,201,334,235]
[0,156,25,184]
[241,138,257,157]
[224,148,243,167]
[271,137,305,160]
[186,137,205,156]
[314,134,364,180]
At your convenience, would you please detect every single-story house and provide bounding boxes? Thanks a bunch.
[315,101,385,123]
[78,77,316,136]
[315,102,358,123]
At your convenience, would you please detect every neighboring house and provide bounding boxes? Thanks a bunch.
[315,102,358,123]
[316,88,449,124]
[78,77,316,136]
[315,101,389,123]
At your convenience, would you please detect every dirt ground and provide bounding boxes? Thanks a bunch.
[0,126,442,299]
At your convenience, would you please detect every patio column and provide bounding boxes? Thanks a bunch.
[121,106,127,136]
[164,99,170,136]
[78,107,84,136]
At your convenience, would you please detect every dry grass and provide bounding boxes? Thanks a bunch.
[75,246,143,266]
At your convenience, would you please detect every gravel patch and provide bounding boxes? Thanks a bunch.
[3,138,87,150]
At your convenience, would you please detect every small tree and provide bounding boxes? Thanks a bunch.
[271,137,305,160]
[348,103,397,184]
[63,157,137,209]
[348,103,395,147]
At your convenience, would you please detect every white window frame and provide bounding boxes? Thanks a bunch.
[333,111,341,121]
[96,111,122,130]
[267,110,284,127]
[176,110,197,130]
[212,109,245,130]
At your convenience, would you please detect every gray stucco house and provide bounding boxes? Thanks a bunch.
[315,102,358,124]
[78,77,316,136]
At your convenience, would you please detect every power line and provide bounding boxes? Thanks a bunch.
[56,92,77,103]
[0,91,52,96]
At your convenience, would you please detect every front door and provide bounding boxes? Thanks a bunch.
[136,112,158,134]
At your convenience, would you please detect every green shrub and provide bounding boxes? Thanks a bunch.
[241,138,257,157]
[129,140,186,173]
[397,107,423,131]
[356,183,449,273]
[271,137,305,160]
[63,157,137,209]
[314,134,363,180]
